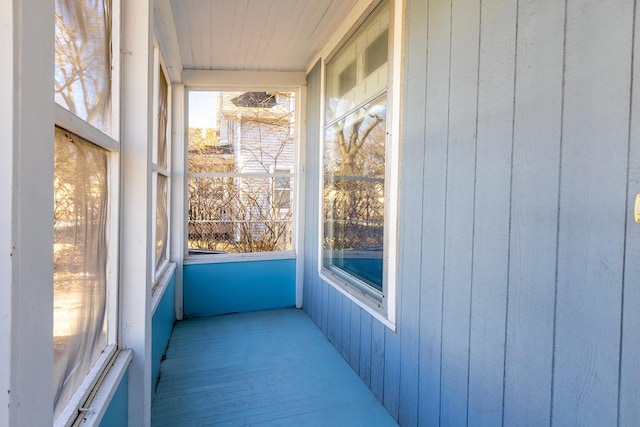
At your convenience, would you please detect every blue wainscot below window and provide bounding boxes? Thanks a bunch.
[184,258,296,317]
[152,269,176,392]
[98,369,129,427]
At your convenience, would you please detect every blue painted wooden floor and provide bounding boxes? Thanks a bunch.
[151,308,397,426]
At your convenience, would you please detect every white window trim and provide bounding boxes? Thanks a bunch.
[72,349,132,427]
[54,346,118,427]
[152,43,173,287]
[272,168,293,212]
[52,121,123,426]
[183,83,304,262]
[184,250,296,265]
[317,0,402,331]
[53,0,125,423]
[151,262,177,313]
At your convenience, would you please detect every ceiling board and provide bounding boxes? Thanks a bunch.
[165,0,360,73]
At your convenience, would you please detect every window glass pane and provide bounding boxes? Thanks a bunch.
[365,29,389,77]
[156,174,168,271]
[188,91,295,254]
[53,127,108,419]
[55,0,112,134]
[323,95,386,291]
[274,172,291,210]
[325,1,389,123]
[157,70,169,169]
[188,175,292,253]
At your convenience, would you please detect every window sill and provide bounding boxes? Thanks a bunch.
[184,250,296,265]
[152,261,177,314]
[76,349,133,426]
[55,348,132,427]
[320,269,396,332]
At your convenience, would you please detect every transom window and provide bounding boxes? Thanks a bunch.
[187,90,296,255]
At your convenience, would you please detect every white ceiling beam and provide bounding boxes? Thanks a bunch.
[154,0,183,83]
[181,70,307,88]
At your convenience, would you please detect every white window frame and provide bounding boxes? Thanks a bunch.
[151,43,173,288]
[272,167,293,212]
[52,0,123,424]
[317,0,402,330]
[182,78,304,265]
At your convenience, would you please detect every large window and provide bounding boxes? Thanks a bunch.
[322,0,397,322]
[54,0,118,422]
[187,90,296,255]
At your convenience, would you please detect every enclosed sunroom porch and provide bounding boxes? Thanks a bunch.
[3,0,639,426]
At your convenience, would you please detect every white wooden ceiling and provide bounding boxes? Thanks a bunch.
[158,0,359,76]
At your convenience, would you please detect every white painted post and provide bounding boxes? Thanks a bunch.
[121,0,154,425]
[171,83,186,320]
[0,0,55,426]
[295,86,307,309]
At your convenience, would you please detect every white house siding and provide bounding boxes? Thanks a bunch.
[220,91,295,175]
[303,0,640,426]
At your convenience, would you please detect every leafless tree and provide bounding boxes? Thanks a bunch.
[324,108,386,251]
[55,0,112,131]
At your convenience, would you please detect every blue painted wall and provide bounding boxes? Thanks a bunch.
[152,270,176,392]
[303,1,640,424]
[98,370,128,427]
[184,258,296,317]
[100,268,175,425]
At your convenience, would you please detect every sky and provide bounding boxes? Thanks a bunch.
[189,91,219,129]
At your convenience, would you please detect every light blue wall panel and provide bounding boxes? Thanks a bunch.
[467,0,516,423]
[304,61,322,332]
[302,0,639,426]
[620,5,640,425]
[98,370,129,427]
[152,270,176,392]
[552,2,632,425]
[183,258,296,317]
[503,0,564,424]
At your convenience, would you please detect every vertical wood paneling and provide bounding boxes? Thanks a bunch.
[415,0,450,425]
[350,305,361,372]
[467,0,517,424]
[360,311,373,388]
[503,1,564,425]
[304,61,321,327]
[383,328,400,420]
[440,0,480,425]
[553,1,633,425]
[321,277,329,334]
[327,286,340,347]
[371,317,386,403]
[620,3,640,424]
[341,297,351,360]
[301,2,639,426]
[398,0,430,424]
